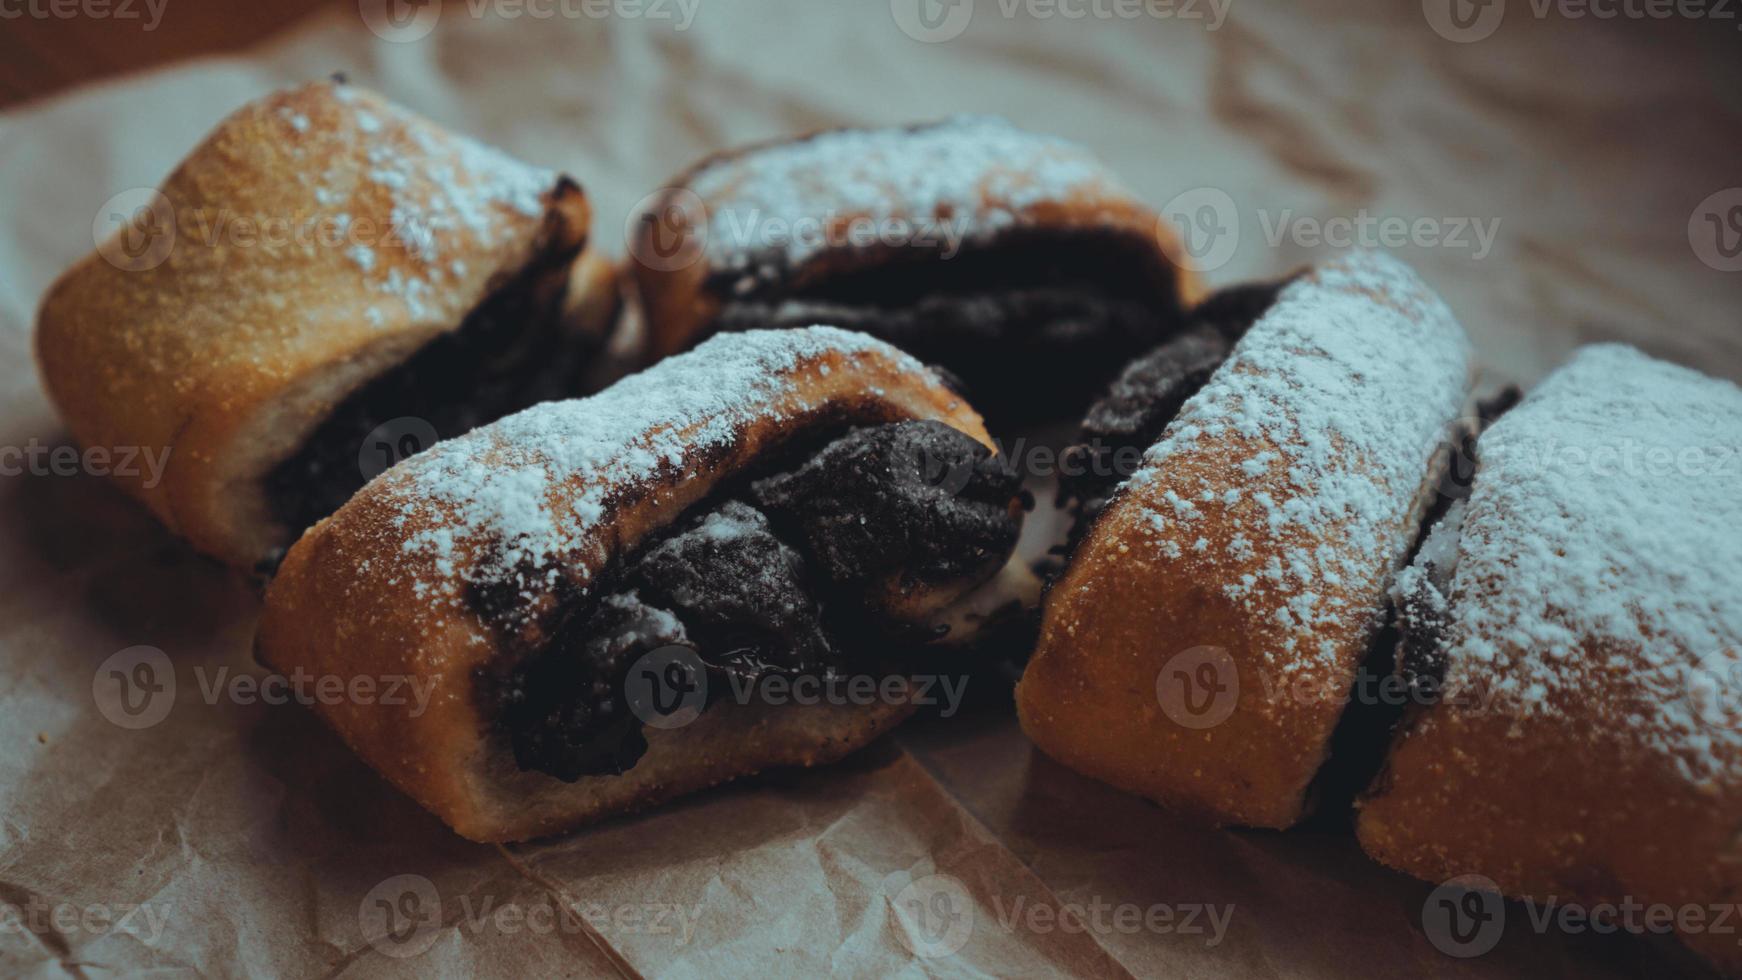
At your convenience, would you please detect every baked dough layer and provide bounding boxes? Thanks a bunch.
[1358,344,1742,974]
[628,117,1201,423]
[1017,250,1472,828]
[257,327,995,842]
[34,81,597,569]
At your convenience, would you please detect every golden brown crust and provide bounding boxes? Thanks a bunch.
[1359,703,1742,974]
[1357,345,1742,973]
[627,117,1202,361]
[1016,251,1473,829]
[563,247,623,347]
[257,328,992,842]
[33,81,592,569]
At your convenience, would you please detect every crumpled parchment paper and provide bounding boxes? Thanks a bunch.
[1,2,1737,976]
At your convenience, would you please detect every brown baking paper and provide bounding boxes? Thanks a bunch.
[1,2,1739,976]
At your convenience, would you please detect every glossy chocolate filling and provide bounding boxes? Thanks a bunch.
[712,231,1189,427]
[1057,279,1289,536]
[262,243,588,562]
[479,420,1023,782]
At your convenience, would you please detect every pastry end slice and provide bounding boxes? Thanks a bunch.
[35,81,601,570]
[1357,344,1742,974]
[258,326,1021,842]
[1017,250,1473,828]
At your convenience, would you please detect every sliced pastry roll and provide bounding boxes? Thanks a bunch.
[35,81,614,571]
[1359,344,1742,974]
[1017,250,1473,828]
[628,116,1200,425]
[257,327,1026,842]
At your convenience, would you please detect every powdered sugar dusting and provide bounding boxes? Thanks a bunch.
[1395,499,1465,614]
[1437,344,1742,785]
[374,327,924,609]
[1126,249,1472,670]
[280,83,555,321]
[687,116,1117,281]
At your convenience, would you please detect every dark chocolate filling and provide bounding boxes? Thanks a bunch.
[1395,573,1455,696]
[711,231,1189,427]
[1305,385,1523,825]
[751,419,1022,589]
[632,500,834,678]
[480,420,1023,782]
[1300,614,1409,831]
[262,233,589,557]
[1395,385,1523,695]
[1056,278,1290,540]
[1059,328,1231,513]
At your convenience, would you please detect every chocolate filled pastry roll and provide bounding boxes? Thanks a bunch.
[628,116,1200,425]
[34,81,611,572]
[1358,345,1742,973]
[1016,250,1473,829]
[1056,277,1296,529]
[257,327,1026,842]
